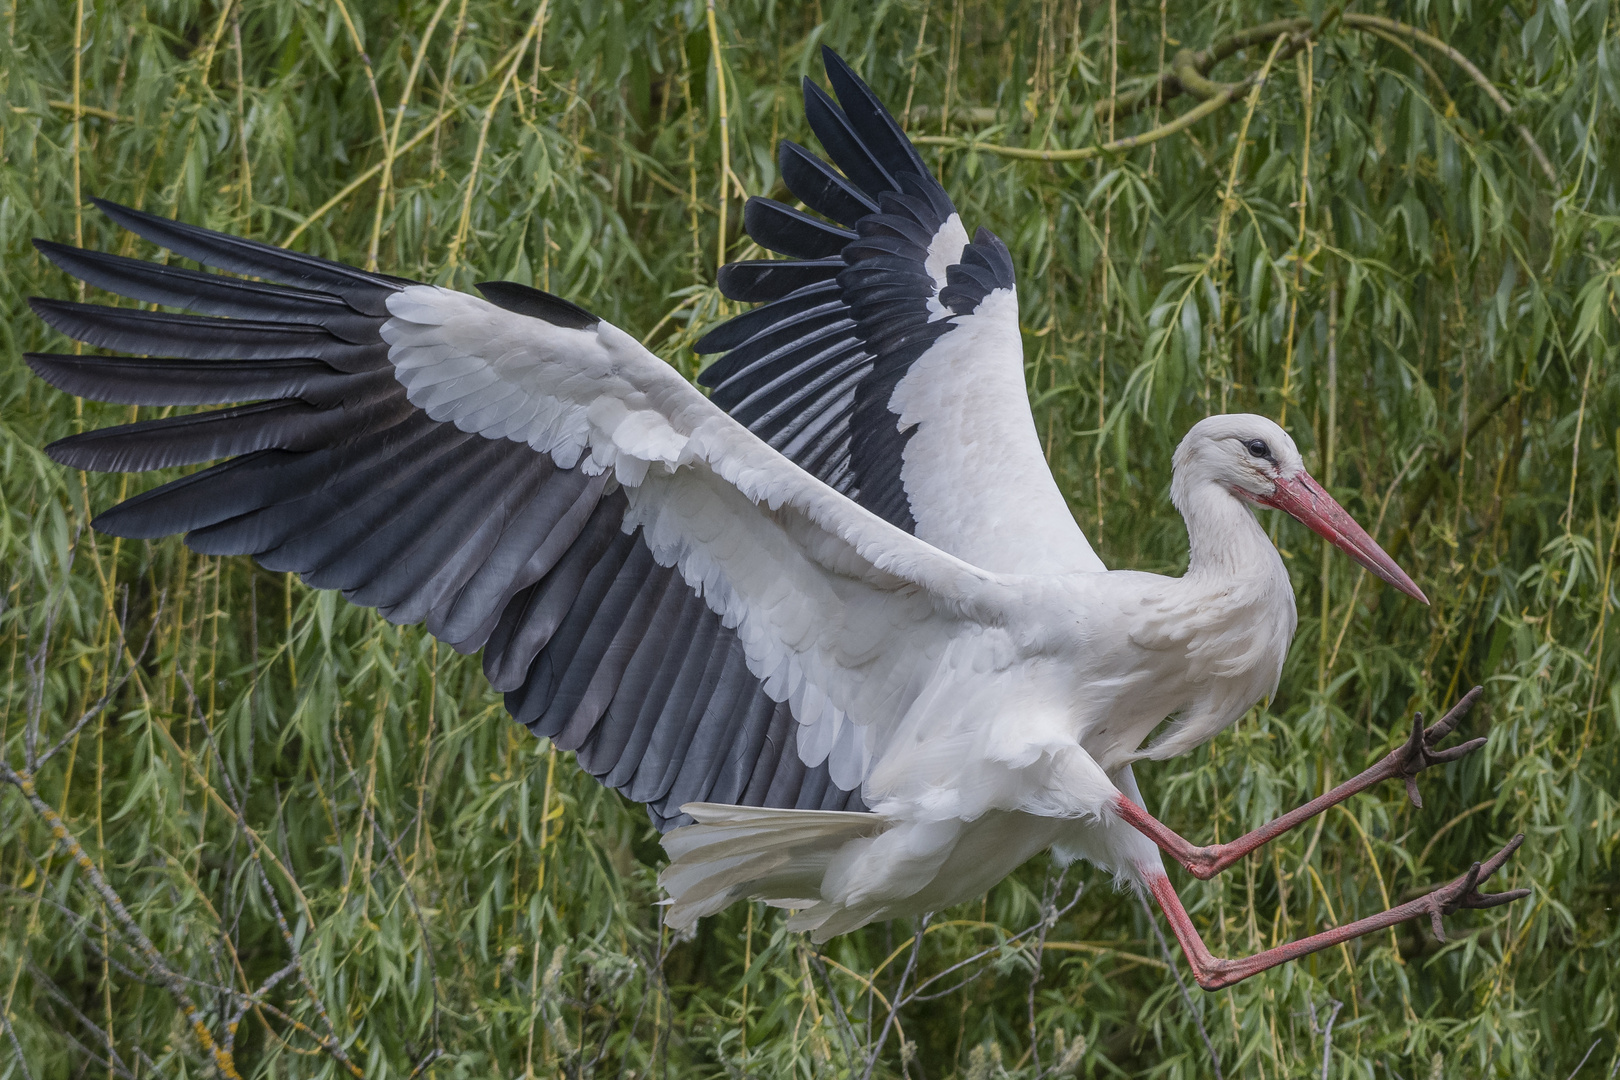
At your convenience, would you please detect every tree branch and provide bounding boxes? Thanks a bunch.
[1339,14,1557,185]
[907,13,1555,188]
[0,763,243,1079]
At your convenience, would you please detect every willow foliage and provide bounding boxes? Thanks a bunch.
[1,0,1616,1076]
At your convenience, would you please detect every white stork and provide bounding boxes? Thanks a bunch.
[25,47,1525,989]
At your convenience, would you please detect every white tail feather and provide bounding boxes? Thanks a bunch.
[659,803,889,933]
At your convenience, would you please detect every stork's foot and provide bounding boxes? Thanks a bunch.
[1414,833,1532,942]
[1392,686,1489,809]
[1147,834,1531,990]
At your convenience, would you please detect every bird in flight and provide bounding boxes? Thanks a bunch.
[26,47,1526,990]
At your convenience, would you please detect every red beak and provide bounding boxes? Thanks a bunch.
[1260,472,1428,605]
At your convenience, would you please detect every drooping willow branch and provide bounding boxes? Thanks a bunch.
[912,21,1314,163]
[1340,13,1557,184]
[911,14,1556,186]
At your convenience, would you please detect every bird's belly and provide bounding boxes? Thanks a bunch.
[1063,618,1288,770]
[1067,661,1201,772]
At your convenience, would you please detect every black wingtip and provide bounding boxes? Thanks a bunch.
[26,295,74,333]
[820,44,868,83]
[90,196,156,234]
[475,281,600,331]
[30,238,91,281]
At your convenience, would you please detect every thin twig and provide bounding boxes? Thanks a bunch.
[1140,892,1222,1080]
[861,915,930,1080]
[24,960,148,1078]
[0,1007,40,1080]
[895,881,1086,1006]
[1025,870,1073,1078]
[0,762,242,1079]
[807,949,863,1065]
[1567,1039,1603,1079]
[1307,998,1344,1080]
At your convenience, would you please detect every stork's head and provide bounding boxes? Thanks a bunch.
[1173,414,1427,604]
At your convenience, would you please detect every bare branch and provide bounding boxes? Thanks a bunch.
[1,1006,41,1080]
[25,959,148,1079]
[1306,998,1344,1080]
[905,12,1556,190]
[1339,14,1557,185]
[861,914,929,1080]
[0,761,242,1079]
[1141,891,1222,1080]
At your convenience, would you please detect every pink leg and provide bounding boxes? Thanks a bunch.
[1143,834,1529,990]
[1119,687,1489,879]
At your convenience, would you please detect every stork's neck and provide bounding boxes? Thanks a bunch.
[1172,477,1286,585]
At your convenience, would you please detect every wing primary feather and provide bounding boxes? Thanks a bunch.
[474,281,600,330]
[184,412,459,558]
[743,198,857,259]
[90,198,408,314]
[818,46,933,180]
[694,285,843,365]
[258,428,493,582]
[718,259,844,304]
[802,78,899,198]
[45,400,350,473]
[27,298,386,371]
[712,327,862,413]
[778,141,879,226]
[23,352,351,407]
[32,241,383,343]
[86,450,287,539]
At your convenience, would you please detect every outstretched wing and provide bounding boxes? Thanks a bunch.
[697,46,1104,576]
[28,199,1021,825]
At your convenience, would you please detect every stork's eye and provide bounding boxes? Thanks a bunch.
[1246,439,1271,459]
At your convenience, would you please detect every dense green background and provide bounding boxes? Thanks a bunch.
[2,0,1617,1076]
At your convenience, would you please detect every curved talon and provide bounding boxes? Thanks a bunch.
[1397,686,1488,809]
[1424,833,1528,942]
